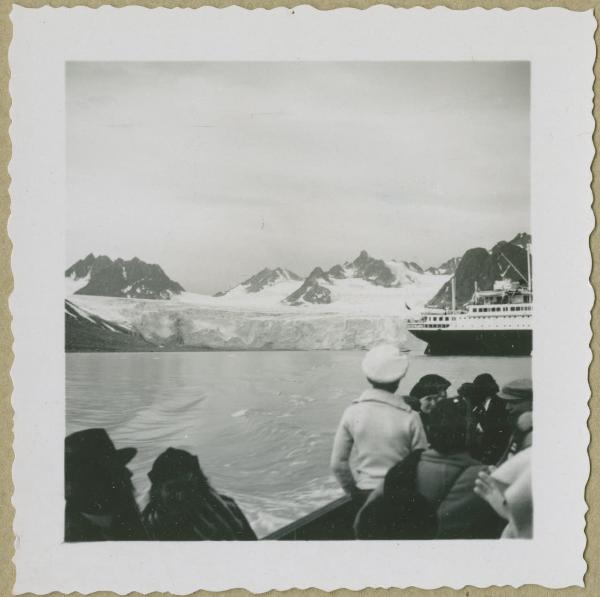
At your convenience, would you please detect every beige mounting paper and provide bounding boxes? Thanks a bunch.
[7,4,595,594]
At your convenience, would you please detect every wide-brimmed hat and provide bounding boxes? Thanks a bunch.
[148,447,204,484]
[498,378,533,402]
[65,428,136,473]
[362,345,409,384]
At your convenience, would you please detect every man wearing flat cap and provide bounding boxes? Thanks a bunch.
[330,345,428,501]
[495,378,533,463]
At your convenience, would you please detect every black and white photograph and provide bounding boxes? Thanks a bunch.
[64,61,533,541]
[8,5,593,593]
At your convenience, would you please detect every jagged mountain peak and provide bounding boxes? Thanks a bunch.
[509,232,531,249]
[218,265,302,296]
[307,266,329,280]
[328,264,346,279]
[353,249,371,264]
[284,252,436,306]
[216,248,453,307]
[283,265,332,306]
[65,254,184,300]
[426,256,461,276]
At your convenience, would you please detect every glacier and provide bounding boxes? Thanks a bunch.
[68,299,440,353]
[66,270,448,351]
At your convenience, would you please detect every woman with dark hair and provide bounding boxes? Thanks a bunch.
[355,399,504,540]
[142,448,257,541]
[406,374,451,434]
[470,373,511,464]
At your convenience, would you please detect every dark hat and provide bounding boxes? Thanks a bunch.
[148,448,203,484]
[65,428,136,472]
[409,374,451,399]
[456,382,479,400]
[473,373,500,395]
[498,378,533,401]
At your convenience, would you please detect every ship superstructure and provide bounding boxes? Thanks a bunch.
[407,247,533,356]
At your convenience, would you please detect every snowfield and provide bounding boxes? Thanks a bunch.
[177,272,448,316]
[67,273,449,350]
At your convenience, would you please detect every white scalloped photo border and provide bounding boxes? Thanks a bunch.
[8,5,595,593]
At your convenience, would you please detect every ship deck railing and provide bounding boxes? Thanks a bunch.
[262,495,360,541]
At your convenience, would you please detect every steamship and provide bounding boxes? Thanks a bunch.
[407,248,532,356]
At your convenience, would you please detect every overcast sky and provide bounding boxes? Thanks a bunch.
[67,62,530,294]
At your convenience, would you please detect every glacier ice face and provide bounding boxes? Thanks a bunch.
[139,308,410,350]
[68,296,415,350]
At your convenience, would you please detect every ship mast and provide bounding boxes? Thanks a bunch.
[527,243,532,292]
[451,276,456,311]
[499,252,528,285]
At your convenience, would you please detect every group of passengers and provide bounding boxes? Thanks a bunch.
[65,430,257,541]
[330,344,533,539]
[64,344,532,542]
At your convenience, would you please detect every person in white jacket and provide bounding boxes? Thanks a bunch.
[330,345,428,501]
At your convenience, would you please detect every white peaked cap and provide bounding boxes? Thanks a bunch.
[362,344,409,383]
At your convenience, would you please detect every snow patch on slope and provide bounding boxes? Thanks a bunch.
[65,272,91,295]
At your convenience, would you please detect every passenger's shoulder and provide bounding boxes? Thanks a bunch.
[405,407,422,419]
[457,463,486,485]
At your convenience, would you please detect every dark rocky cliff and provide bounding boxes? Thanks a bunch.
[66,254,184,300]
[428,236,530,308]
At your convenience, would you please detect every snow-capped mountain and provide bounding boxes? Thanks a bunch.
[216,267,301,296]
[63,238,527,351]
[338,250,426,287]
[63,248,454,350]
[65,246,451,351]
[214,250,448,308]
[66,254,184,300]
[426,256,461,275]
[282,250,440,306]
[284,267,333,305]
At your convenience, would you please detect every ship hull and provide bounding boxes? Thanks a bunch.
[408,328,532,356]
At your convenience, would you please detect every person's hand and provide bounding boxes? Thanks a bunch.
[474,471,509,520]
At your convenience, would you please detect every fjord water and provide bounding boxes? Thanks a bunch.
[66,351,531,538]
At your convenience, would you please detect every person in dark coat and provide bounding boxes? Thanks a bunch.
[65,428,147,542]
[406,374,451,435]
[469,373,511,464]
[355,398,505,540]
[142,448,257,540]
[495,378,533,463]
[354,449,437,539]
